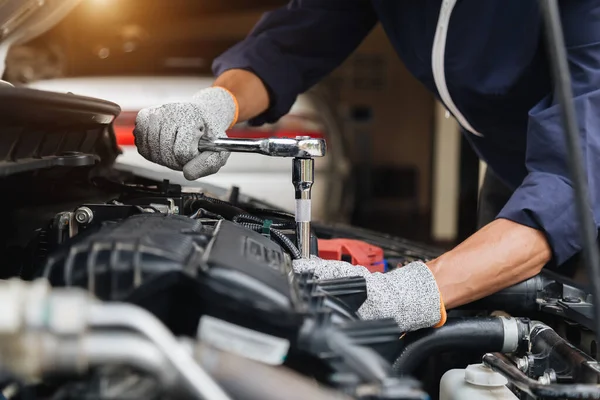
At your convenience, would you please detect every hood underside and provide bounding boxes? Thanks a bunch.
[0,0,81,76]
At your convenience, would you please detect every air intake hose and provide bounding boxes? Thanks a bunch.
[393,317,528,374]
[458,275,550,313]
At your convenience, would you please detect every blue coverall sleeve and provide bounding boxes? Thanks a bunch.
[212,0,378,125]
[497,2,600,266]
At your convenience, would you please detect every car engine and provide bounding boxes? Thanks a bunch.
[2,0,600,394]
[0,84,599,400]
[0,85,429,400]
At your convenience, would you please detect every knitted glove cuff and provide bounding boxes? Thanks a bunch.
[370,261,445,331]
[192,87,238,132]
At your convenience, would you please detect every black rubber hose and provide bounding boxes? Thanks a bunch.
[540,0,600,336]
[458,275,550,313]
[240,222,302,260]
[393,318,513,374]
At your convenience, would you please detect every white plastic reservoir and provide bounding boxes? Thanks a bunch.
[440,364,518,400]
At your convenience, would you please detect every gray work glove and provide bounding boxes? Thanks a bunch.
[294,258,446,332]
[133,87,238,180]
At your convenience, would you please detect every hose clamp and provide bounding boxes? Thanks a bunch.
[500,316,520,353]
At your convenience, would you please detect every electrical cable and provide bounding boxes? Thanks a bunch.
[265,228,303,260]
[233,213,264,224]
[184,194,247,220]
[185,194,297,227]
[539,0,600,336]
[241,206,296,221]
[188,193,237,208]
[233,214,296,230]
[134,205,162,214]
[239,222,302,259]
[190,208,225,220]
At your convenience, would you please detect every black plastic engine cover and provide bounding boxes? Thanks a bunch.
[44,214,301,337]
[204,218,299,308]
[44,214,207,298]
[44,213,406,383]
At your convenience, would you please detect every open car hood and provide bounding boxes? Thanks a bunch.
[0,0,121,178]
[0,0,81,76]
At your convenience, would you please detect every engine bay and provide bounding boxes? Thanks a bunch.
[0,82,599,400]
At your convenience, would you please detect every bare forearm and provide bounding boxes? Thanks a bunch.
[427,218,552,309]
[213,69,270,122]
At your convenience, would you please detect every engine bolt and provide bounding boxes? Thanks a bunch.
[74,207,94,224]
[538,370,557,385]
[516,356,529,372]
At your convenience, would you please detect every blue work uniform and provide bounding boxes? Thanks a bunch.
[214,0,600,267]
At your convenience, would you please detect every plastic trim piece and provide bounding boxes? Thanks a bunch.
[0,87,120,176]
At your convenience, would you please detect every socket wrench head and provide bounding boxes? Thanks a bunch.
[286,137,326,158]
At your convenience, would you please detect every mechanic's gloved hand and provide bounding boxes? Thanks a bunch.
[293,258,447,332]
[134,87,239,180]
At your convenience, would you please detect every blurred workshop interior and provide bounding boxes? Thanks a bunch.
[3,0,480,248]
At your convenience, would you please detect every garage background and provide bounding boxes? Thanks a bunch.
[3,0,484,248]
